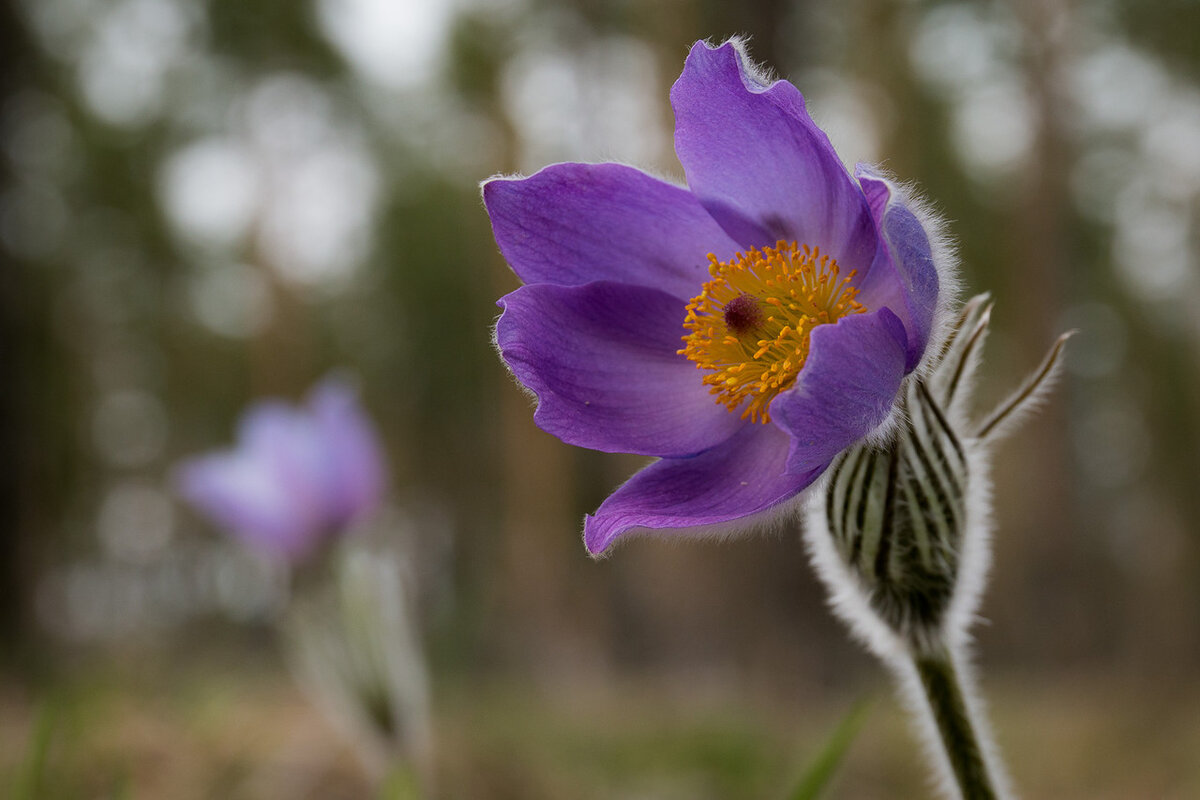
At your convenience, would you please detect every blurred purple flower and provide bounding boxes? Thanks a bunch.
[485,40,954,555]
[177,378,388,562]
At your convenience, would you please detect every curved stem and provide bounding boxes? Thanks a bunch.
[912,647,1000,800]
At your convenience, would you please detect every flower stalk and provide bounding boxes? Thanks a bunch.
[913,647,999,800]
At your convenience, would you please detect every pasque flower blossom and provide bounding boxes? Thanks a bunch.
[177,378,388,562]
[486,40,954,555]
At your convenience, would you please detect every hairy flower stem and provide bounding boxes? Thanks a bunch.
[911,647,999,800]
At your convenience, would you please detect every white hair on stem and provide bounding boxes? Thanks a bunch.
[889,647,1017,800]
[803,433,1016,799]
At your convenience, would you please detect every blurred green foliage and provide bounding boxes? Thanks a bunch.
[786,699,870,800]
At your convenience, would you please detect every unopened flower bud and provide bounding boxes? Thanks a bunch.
[823,378,968,651]
[808,294,1071,659]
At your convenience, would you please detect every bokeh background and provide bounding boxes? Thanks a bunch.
[2,0,1199,797]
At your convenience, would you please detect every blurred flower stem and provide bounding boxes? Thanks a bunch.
[285,538,433,796]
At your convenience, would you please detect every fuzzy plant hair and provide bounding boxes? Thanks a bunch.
[803,293,1069,798]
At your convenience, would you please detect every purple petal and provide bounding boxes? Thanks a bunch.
[179,403,332,561]
[484,162,741,299]
[238,403,329,510]
[176,377,392,563]
[771,308,909,476]
[176,451,323,560]
[497,281,747,457]
[854,165,940,370]
[308,379,387,526]
[583,423,821,554]
[670,41,879,273]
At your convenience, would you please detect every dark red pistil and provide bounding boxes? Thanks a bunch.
[723,293,764,335]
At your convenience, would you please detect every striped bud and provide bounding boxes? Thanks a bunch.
[824,378,967,649]
[810,294,1071,656]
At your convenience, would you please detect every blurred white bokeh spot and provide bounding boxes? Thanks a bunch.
[317,0,455,89]
[804,72,891,168]
[188,261,274,339]
[160,138,260,250]
[951,77,1037,182]
[245,74,335,155]
[258,142,379,285]
[98,481,176,563]
[910,3,1018,97]
[1142,94,1200,199]
[75,0,200,127]
[1113,194,1194,303]
[501,35,665,171]
[1068,44,1169,134]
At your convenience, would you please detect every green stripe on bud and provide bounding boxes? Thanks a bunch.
[825,378,967,649]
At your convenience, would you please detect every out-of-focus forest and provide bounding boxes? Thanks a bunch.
[2,0,1199,797]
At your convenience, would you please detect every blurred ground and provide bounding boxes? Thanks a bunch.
[4,654,1198,800]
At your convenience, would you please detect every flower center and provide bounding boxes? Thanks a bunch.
[678,241,866,424]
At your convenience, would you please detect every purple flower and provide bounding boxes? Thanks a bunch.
[485,40,953,555]
[176,378,388,563]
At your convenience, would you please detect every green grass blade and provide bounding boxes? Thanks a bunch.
[14,703,57,800]
[786,699,872,800]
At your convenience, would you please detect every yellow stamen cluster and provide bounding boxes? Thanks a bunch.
[679,241,866,423]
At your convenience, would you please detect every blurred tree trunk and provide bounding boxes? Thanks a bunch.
[0,1,46,659]
[1006,0,1080,661]
[249,239,314,398]
[0,0,25,651]
[701,0,791,67]
[846,0,921,172]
